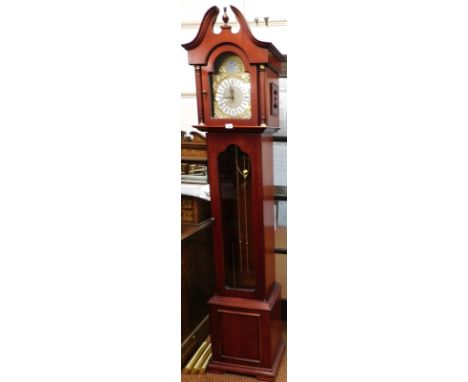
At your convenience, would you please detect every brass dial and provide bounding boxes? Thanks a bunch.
[211,54,251,119]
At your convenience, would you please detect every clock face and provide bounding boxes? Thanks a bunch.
[211,54,251,119]
[214,77,251,118]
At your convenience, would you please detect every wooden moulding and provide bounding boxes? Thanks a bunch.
[207,342,285,382]
[192,125,279,134]
[181,6,286,66]
[208,281,281,312]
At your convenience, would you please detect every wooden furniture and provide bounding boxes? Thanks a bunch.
[181,216,215,367]
[181,133,213,366]
[181,131,207,163]
[181,131,208,184]
[182,6,286,381]
[181,195,211,224]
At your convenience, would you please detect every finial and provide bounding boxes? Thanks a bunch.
[220,6,232,29]
[222,7,229,24]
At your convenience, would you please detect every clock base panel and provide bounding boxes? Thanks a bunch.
[207,340,285,381]
[207,282,284,381]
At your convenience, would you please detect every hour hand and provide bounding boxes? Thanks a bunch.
[224,87,234,100]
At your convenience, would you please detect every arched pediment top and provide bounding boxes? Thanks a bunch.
[182,5,285,65]
[181,6,219,52]
[229,6,285,62]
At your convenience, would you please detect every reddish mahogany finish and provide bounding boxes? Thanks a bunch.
[206,132,277,300]
[182,6,286,380]
[207,282,284,381]
[200,43,258,127]
[182,5,285,130]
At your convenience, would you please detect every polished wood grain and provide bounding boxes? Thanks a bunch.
[261,133,276,297]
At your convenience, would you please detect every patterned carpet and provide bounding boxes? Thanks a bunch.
[182,324,287,382]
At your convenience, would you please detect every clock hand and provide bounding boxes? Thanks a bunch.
[223,86,235,101]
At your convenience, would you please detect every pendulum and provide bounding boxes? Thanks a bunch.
[235,147,243,277]
[234,146,251,281]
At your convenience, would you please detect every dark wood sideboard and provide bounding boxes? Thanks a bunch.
[181,203,215,366]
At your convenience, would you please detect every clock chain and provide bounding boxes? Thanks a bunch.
[243,152,250,274]
[235,147,243,274]
[234,146,251,278]
[231,241,236,287]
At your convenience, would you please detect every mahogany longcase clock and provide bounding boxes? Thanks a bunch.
[182,6,285,381]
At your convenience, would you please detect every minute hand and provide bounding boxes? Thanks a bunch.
[224,87,235,100]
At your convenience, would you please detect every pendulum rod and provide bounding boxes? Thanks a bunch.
[231,241,236,287]
[243,153,250,274]
[235,147,243,274]
[235,147,251,280]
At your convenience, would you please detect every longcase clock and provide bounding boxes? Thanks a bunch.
[182,6,285,381]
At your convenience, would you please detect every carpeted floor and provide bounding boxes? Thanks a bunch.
[182,323,287,382]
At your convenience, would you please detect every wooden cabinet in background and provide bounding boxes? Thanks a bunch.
[181,217,215,367]
[181,195,211,225]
